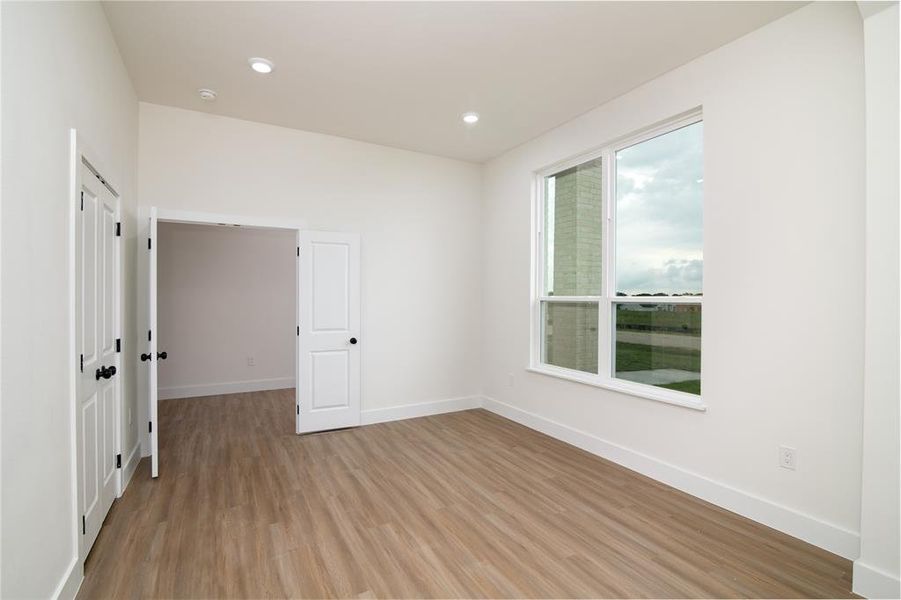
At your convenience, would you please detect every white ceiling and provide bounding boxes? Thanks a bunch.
[103,1,805,163]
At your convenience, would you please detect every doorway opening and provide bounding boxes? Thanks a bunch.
[141,209,362,478]
[155,221,298,466]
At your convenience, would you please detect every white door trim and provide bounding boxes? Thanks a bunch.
[154,208,306,231]
[68,129,125,571]
[138,208,309,464]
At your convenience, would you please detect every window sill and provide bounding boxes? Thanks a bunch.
[526,365,707,412]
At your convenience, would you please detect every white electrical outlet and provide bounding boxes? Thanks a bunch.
[779,445,797,470]
[247,356,255,367]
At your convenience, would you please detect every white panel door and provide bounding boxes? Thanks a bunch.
[298,231,361,433]
[147,208,159,477]
[76,160,120,557]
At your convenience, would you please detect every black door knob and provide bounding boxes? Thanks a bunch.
[140,353,152,361]
[349,337,358,345]
[95,365,115,380]
[157,351,168,360]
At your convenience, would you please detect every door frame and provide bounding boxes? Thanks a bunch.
[137,208,310,462]
[68,129,126,568]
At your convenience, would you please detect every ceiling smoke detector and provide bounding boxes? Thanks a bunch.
[198,88,217,102]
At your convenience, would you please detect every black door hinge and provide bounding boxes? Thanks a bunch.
[116,338,121,353]
[148,330,152,342]
[149,421,153,433]
[82,515,86,535]
[297,326,299,336]
[148,237,152,250]
[115,222,121,237]
[80,191,84,211]
[80,354,84,373]
[297,246,299,257]
[296,405,300,415]
[116,454,122,469]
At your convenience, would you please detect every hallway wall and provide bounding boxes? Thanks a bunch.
[157,222,296,399]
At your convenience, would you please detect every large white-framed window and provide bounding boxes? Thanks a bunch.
[530,109,705,410]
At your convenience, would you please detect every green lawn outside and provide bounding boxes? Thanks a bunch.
[615,341,701,396]
[615,307,701,334]
[658,379,701,395]
[615,342,700,372]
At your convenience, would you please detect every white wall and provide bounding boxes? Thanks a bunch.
[0,2,138,598]
[139,103,483,417]
[480,1,866,559]
[157,222,296,399]
[854,3,900,598]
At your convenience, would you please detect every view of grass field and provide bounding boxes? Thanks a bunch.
[615,304,701,395]
[614,342,701,395]
[614,341,701,371]
[615,306,701,334]
[658,380,701,394]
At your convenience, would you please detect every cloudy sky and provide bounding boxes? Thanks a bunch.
[615,121,703,295]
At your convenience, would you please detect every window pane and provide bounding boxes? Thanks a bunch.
[544,157,603,296]
[542,301,598,374]
[615,121,703,296]
[614,303,701,395]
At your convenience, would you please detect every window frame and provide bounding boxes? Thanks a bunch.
[530,108,706,411]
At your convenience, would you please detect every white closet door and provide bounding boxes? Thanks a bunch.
[297,231,361,433]
[76,160,119,556]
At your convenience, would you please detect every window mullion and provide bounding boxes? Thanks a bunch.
[532,176,545,368]
[539,296,601,303]
[598,147,615,380]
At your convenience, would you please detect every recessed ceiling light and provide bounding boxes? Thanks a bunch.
[462,111,480,124]
[249,57,274,74]
[198,88,217,102]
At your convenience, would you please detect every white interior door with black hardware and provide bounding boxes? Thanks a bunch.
[297,231,361,433]
[146,207,159,477]
[76,159,120,557]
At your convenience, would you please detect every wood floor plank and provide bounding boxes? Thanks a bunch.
[77,390,856,599]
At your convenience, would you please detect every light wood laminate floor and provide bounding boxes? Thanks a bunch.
[78,390,855,598]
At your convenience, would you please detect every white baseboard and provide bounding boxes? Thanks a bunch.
[361,395,482,425]
[120,441,141,494]
[481,395,860,560]
[159,377,295,400]
[854,560,901,599]
[51,555,83,600]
